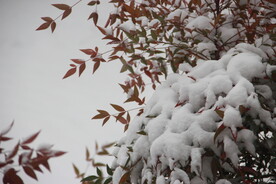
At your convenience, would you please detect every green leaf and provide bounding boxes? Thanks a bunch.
[81,175,98,182]
[106,165,113,176]
[104,177,112,184]
[136,130,147,135]
[96,167,102,177]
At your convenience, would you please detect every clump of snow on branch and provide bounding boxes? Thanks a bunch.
[111,44,275,183]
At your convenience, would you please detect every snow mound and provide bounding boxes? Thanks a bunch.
[111,44,276,183]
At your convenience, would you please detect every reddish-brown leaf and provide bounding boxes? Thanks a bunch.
[87,0,100,6]
[119,172,130,184]
[102,116,110,126]
[117,116,128,124]
[111,104,125,112]
[3,168,24,184]
[71,59,85,64]
[23,166,37,180]
[51,21,56,33]
[41,17,53,22]
[214,124,226,143]
[93,61,100,73]
[53,151,66,157]
[41,159,50,171]
[92,113,108,120]
[79,63,86,76]
[80,49,95,55]
[22,131,41,145]
[97,26,107,35]
[0,121,14,136]
[124,124,129,132]
[63,67,76,79]
[127,112,131,122]
[62,8,72,20]
[88,12,98,25]
[7,142,20,160]
[0,136,12,141]
[52,4,70,10]
[36,22,51,31]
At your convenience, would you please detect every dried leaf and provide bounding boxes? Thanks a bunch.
[63,67,76,79]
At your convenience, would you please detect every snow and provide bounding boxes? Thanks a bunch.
[111,43,275,183]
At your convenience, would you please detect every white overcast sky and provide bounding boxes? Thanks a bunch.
[0,0,133,183]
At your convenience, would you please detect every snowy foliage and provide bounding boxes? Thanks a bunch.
[51,0,276,183]
[111,44,275,184]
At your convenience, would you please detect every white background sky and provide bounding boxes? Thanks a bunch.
[0,0,136,183]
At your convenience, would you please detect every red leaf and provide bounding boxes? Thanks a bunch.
[214,124,226,143]
[52,4,70,10]
[88,0,100,6]
[41,159,51,171]
[88,12,98,25]
[80,49,95,55]
[110,104,125,112]
[63,67,76,79]
[52,151,66,157]
[51,21,56,33]
[71,59,85,64]
[102,116,110,126]
[7,142,20,160]
[3,168,24,184]
[22,130,41,144]
[0,121,14,136]
[79,63,86,76]
[119,172,130,184]
[23,166,37,180]
[62,8,72,20]
[0,136,12,141]
[93,61,100,73]
[97,26,107,35]
[92,113,108,120]
[41,17,53,22]
[127,112,131,122]
[117,116,128,124]
[36,22,51,31]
